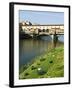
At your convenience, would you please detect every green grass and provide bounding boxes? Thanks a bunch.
[19,46,64,79]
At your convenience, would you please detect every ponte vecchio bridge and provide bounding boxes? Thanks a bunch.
[20,24,64,38]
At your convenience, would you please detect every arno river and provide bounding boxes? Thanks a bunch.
[19,35,64,68]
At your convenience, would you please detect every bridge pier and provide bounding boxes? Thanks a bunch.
[51,34,58,41]
[51,35,54,40]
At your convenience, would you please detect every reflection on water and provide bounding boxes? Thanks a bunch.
[19,35,64,67]
[58,35,64,42]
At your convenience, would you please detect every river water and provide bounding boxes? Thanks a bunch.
[19,35,64,67]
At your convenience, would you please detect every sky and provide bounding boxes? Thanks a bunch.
[19,10,64,25]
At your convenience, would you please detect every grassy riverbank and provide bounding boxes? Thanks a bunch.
[19,46,64,79]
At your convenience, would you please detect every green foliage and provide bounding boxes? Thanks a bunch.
[37,69,47,75]
[49,60,53,63]
[24,72,29,76]
[31,66,37,70]
[40,58,46,61]
[37,63,40,65]
[19,64,28,74]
